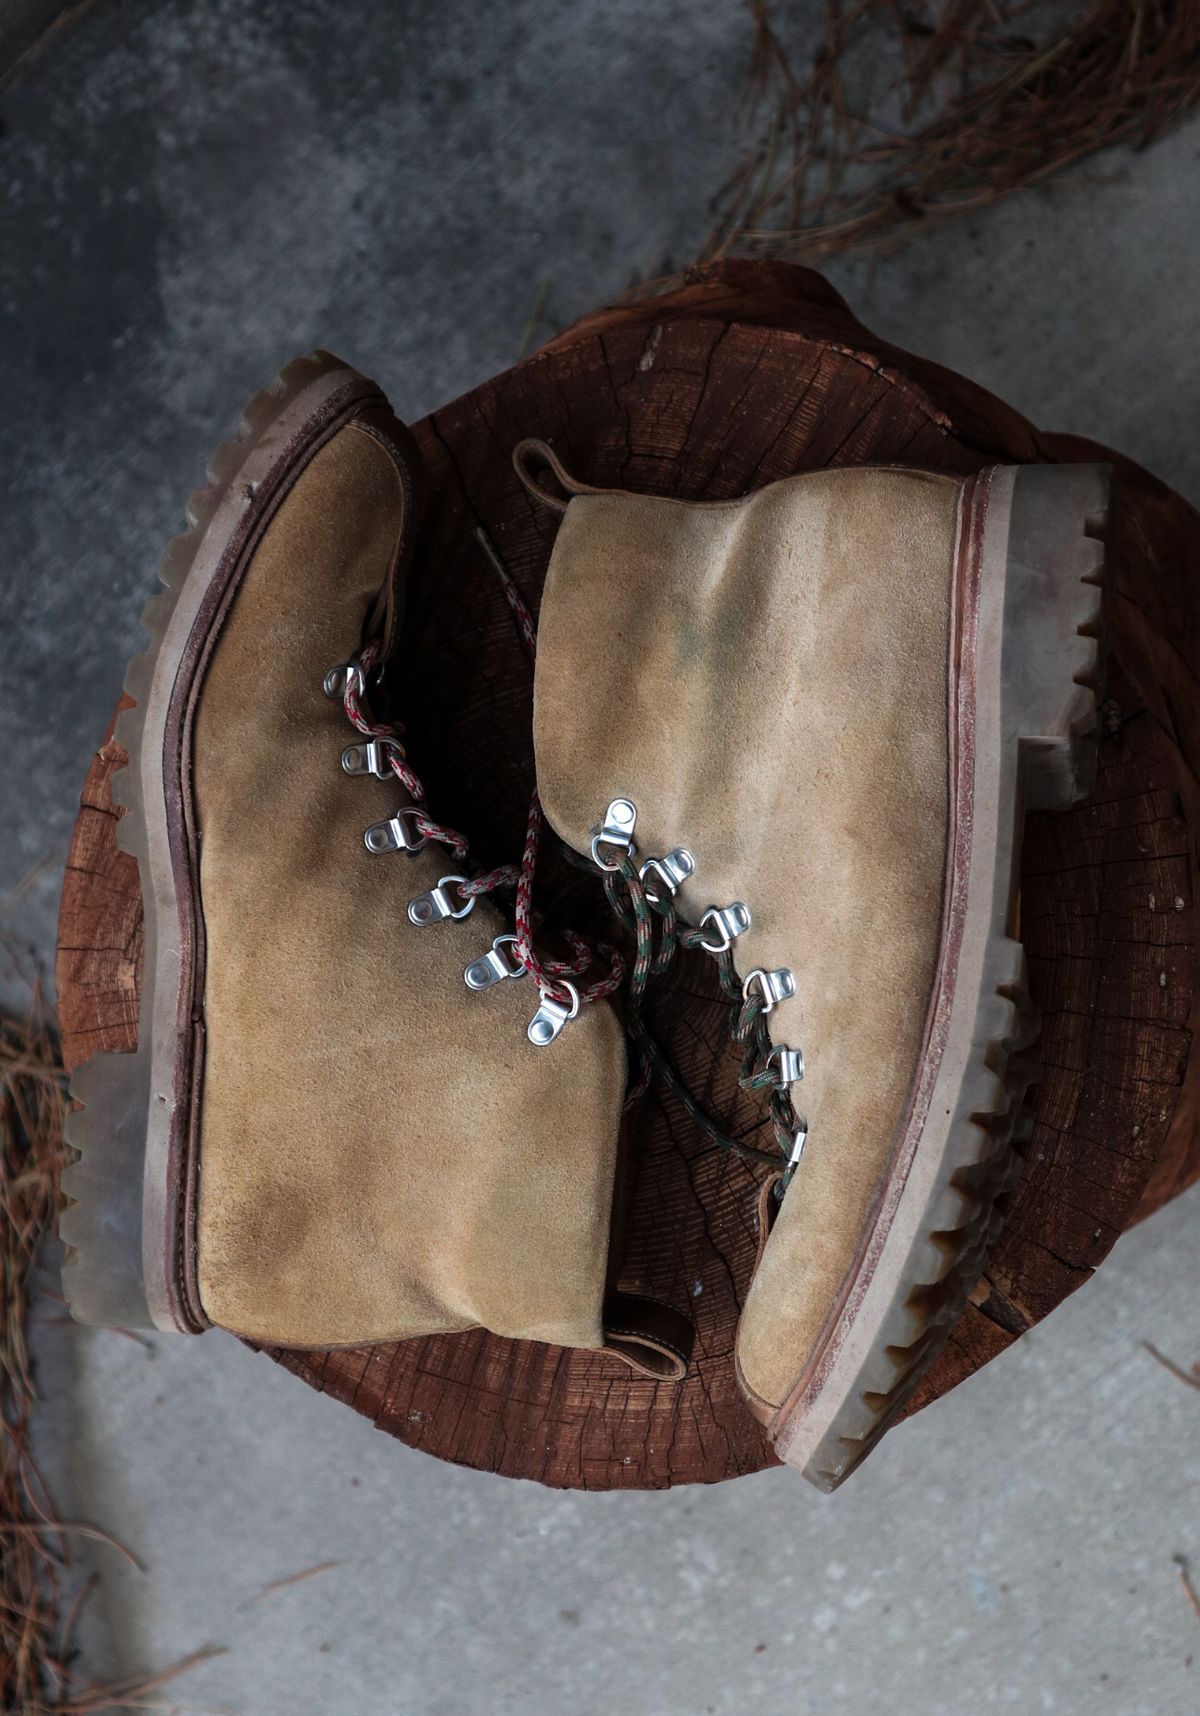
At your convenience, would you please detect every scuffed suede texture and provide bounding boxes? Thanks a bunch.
[192,424,625,1349]
[533,469,959,1409]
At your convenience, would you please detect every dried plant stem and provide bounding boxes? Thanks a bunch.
[1175,1554,1200,1623]
[1143,1339,1200,1390]
[1,990,216,1712]
[699,1,1200,270]
[2,987,71,1713]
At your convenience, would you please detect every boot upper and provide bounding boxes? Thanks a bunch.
[532,466,961,1409]
[190,416,627,1349]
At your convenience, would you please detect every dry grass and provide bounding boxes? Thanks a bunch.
[700,0,1200,268]
[1143,1340,1200,1390]
[1177,1554,1200,1624]
[1,987,73,1712]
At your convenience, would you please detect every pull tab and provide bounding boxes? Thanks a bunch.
[511,439,608,514]
[343,738,402,779]
[464,935,527,991]
[527,981,580,1047]
[590,798,638,871]
[743,966,797,1013]
[777,1118,809,1196]
[364,807,427,855]
[766,1044,805,1088]
[698,900,752,954]
[639,846,695,905]
[408,875,475,926]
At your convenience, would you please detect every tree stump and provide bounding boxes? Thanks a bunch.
[57,262,1200,1489]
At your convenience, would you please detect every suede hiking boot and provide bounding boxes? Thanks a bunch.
[525,444,1111,1486]
[61,356,692,1380]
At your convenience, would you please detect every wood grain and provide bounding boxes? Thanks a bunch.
[57,262,1200,1487]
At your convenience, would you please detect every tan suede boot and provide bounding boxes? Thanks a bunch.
[526,445,1111,1484]
[61,357,691,1380]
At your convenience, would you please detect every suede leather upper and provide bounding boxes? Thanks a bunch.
[531,467,960,1409]
[191,422,626,1349]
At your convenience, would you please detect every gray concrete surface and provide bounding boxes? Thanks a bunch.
[3,2,1198,1711]
[31,1183,1200,1716]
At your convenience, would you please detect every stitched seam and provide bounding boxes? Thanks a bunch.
[604,1326,689,1366]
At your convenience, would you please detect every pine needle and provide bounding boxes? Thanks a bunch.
[0,989,219,1712]
[1143,1340,1200,1390]
[696,1,1200,270]
[244,1560,341,1607]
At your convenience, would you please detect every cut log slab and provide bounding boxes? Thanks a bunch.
[57,262,1200,1488]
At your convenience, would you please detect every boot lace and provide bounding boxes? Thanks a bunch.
[330,526,801,1188]
[328,530,623,1041]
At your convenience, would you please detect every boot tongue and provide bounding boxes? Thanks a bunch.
[355,403,426,665]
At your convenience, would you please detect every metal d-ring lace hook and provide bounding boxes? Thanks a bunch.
[765,1044,805,1088]
[463,933,528,992]
[408,875,475,927]
[363,806,429,856]
[527,979,580,1047]
[639,846,695,909]
[342,736,405,779]
[323,655,369,702]
[742,967,797,1013]
[697,900,752,954]
[591,798,638,872]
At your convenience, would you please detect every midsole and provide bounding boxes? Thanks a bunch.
[136,364,379,1331]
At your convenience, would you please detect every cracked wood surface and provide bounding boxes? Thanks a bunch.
[57,262,1200,1487]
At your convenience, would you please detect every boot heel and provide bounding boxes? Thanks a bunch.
[999,463,1113,813]
[60,1039,154,1329]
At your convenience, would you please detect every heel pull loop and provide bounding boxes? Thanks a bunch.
[602,1291,694,1382]
[512,438,610,515]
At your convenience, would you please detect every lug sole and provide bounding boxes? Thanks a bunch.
[771,462,1112,1490]
[60,352,373,1332]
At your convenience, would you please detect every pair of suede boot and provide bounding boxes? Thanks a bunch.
[62,356,1109,1487]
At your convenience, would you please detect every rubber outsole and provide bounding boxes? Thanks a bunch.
[60,352,367,1332]
[770,462,1112,1490]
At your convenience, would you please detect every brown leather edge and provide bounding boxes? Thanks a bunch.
[512,437,613,514]
[603,1291,694,1382]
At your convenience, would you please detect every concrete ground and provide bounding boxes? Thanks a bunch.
[2,2,1198,1711]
